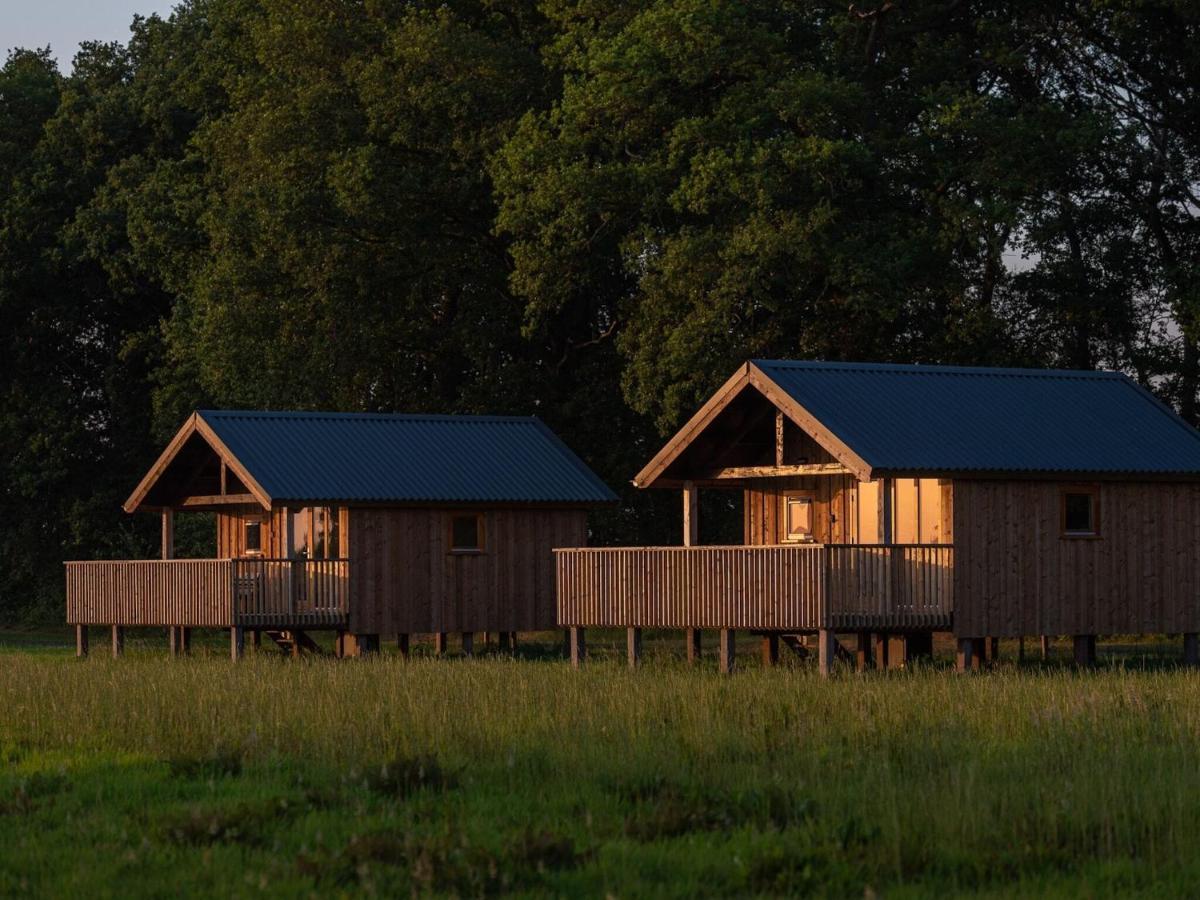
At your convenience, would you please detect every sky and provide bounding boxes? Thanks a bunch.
[3,0,177,72]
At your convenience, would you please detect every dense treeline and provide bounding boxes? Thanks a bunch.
[1,0,1197,620]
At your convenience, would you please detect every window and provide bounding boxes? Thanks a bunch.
[1061,486,1100,537]
[244,520,262,554]
[783,494,814,543]
[291,507,341,558]
[450,513,484,553]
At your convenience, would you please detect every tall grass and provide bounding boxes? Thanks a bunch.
[1,644,1199,895]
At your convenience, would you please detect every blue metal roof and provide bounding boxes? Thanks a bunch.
[752,360,1200,476]
[198,410,617,504]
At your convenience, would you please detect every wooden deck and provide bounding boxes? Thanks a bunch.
[65,558,350,629]
[555,544,953,632]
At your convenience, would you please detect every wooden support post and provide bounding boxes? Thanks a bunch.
[880,478,894,545]
[231,627,245,661]
[510,631,518,650]
[874,633,890,671]
[169,626,179,658]
[955,638,974,673]
[161,509,174,560]
[498,631,512,652]
[355,634,379,656]
[251,629,261,651]
[818,629,835,677]
[461,632,474,657]
[75,625,88,658]
[569,627,586,669]
[434,632,448,656]
[761,633,779,668]
[989,636,999,663]
[1184,633,1199,668]
[1018,636,1026,664]
[397,633,410,658]
[627,627,642,669]
[855,630,871,672]
[1041,635,1051,660]
[1073,634,1096,668]
[686,628,701,664]
[112,625,124,658]
[683,481,699,547]
[903,632,933,664]
[718,629,736,674]
[180,627,191,655]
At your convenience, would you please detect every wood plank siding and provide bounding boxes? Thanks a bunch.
[348,507,587,634]
[66,560,235,627]
[556,544,953,631]
[953,480,1200,638]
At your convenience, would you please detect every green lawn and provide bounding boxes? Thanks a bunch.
[0,630,1198,897]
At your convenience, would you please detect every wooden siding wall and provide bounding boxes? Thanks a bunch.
[953,480,1200,638]
[348,508,588,634]
[744,477,951,545]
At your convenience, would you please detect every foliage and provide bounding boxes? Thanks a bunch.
[2,1,1200,618]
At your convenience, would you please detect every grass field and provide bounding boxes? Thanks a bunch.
[1,630,1199,897]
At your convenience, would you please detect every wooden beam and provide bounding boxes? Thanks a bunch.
[686,628,701,664]
[1041,635,1051,659]
[220,460,227,495]
[633,364,754,488]
[682,481,698,547]
[569,627,586,668]
[75,625,88,658]
[398,633,411,658]
[956,637,974,673]
[718,629,736,674]
[161,510,175,560]
[698,463,852,480]
[880,478,894,545]
[177,493,259,508]
[627,627,642,669]
[434,632,448,656]
[774,410,785,467]
[169,626,179,657]
[112,625,124,659]
[874,633,890,670]
[856,631,871,672]
[231,627,245,661]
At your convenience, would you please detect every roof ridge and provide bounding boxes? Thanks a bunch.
[198,409,541,423]
[751,359,1127,380]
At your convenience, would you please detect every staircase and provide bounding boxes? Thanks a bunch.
[262,629,325,657]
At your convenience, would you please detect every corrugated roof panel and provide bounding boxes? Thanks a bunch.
[752,360,1200,475]
[198,411,617,504]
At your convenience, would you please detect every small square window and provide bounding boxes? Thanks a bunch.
[450,514,484,553]
[1061,487,1100,537]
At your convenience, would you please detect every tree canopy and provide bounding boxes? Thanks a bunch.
[1,0,1197,619]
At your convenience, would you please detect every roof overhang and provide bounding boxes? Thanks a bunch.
[632,361,875,488]
[122,412,273,513]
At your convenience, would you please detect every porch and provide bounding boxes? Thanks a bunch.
[555,543,954,632]
[65,558,350,630]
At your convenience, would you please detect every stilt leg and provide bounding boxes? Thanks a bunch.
[1185,633,1199,668]
[1041,635,1051,660]
[956,637,974,673]
[498,631,512,652]
[461,632,474,657]
[435,632,448,656]
[251,629,262,651]
[569,627,586,668]
[686,628,701,664]
[627,627,642,669]
[75,625,88,658]
[855,630,871,672]
[1073,634,1096,668]
[874,633,889,670]
[112,625,124,659]
[718,629,736,674]
[169,626,179,658]
[231,627,245,661]
[761,633,779,668]
[397,633,410,658]
[818,629,835,677]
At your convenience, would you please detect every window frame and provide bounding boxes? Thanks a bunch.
[243,516,264,556]
[448,511,486,555]
[1060,484,1101,539]
[781,491,817,544]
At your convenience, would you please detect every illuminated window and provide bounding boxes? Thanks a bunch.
[784,495,814,542]
[245,520,262,554]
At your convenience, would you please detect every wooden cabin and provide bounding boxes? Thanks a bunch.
[554,360,1200,673]
[66,411,615,657]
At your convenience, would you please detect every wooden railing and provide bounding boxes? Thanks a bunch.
[65,558,350,628]
[555,544,953,631]
[232,558,349,627]
[66,560,235,627]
